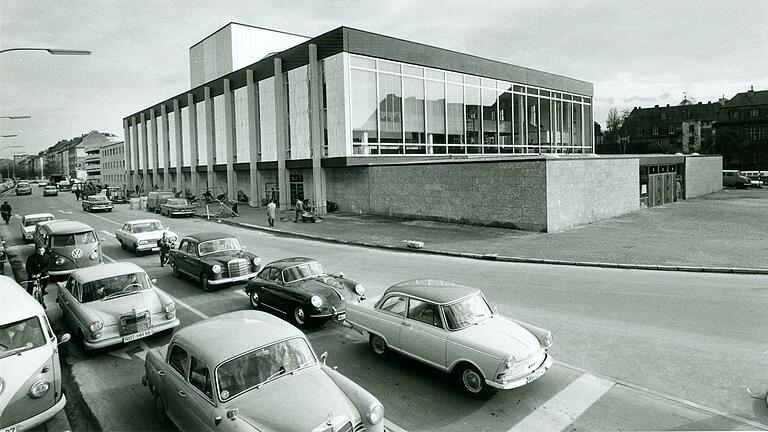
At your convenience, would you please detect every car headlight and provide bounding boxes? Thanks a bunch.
[366,403,384,424]
[89,320,103,334]
[29,379,50,399]
[139,240,148,245]
[541,331,553,349]
[211,264,221,274]
[311,295,323,308]
[252,257,261,267]
[90,250,98,260]
[164,303,175,313]
[54,256,66,266]
[169,236,177,242]
[354,284,365,296]
[25,233,32,239]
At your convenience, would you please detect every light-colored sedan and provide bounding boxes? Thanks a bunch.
[142,310,385,432]
[20,213,55,242]
[346,279,553,398]
[115,219,177,255]
[56,262,179,351]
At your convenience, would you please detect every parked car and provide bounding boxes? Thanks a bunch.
[15,181,32,195]
[20,213,55,242]
[722,170,751,189]
[147,191,176,213]
[43,185,59,197]
[57,180,71,192]
[33,220,103,277]
[346,279,553,398]
[0,240,6,268]
[106,187,127,204]
[740,171,764,188]
[56,262,179,351]
[159,198,196,217]
[142,310,385,432]
[245,257,365,327]
[37,180,48,187]
[115,219,176,256]
[169,232,261,292]
[82,195,114,212]
[0,275,70,432]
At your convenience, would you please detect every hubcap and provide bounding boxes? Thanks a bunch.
[373,336,385,353]
[250,292,259,308]
[295,307,305,324]
[463,369,482,393]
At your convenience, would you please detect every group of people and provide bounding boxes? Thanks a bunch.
[264,198,313,227]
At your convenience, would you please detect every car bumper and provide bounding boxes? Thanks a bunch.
[136,244,161,252]
[1,393,66,431]
[487,354,553,390]
[84,318,180,350]
[168,210,194,215]
[208,272,259,286]
[43,192,58,196]
[89,206,113,211]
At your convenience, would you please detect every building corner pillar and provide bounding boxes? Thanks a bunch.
[247,69,262,207]
[173,99,184,193]
[187,93,199,194]
[308,43,327,215]
[223,78,236,199]
[204,86,216,193]
[160,104,171,190]
[274,58,289,209]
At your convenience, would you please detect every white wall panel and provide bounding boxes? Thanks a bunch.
[324,53,348,157]
[259,78,276,162]
[168,114,177,168]
[288,66,310,159]
[196,101,207,163]
[234,86,250,163]
[181,106,191,167]
[214,95,226,164]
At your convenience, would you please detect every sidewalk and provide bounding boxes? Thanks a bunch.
[206,188,768,273]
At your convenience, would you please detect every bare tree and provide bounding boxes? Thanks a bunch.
[605,107,631,153]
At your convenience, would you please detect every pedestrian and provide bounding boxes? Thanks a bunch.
[294,198,304,223]
[231,201,238,216]
[158,232,171,267]
[74,188,81,201]
[135,184,140,196]
[0,201,11,225]
[266,200,276,227]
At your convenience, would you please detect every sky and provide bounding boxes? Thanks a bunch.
[1,0,766,155]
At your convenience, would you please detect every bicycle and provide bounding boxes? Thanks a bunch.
[28,273,49,309]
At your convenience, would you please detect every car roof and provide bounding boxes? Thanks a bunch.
[126,219,162,225]
[182,232,233,242]
[0,275,44,324]
[41,220,93,234]
[71,262,145,283]
[172,310,304,367]
[264,257,318,270]
[383,279,481,305]
[23,213,55,221]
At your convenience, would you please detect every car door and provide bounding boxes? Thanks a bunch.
[179,241,198,276]
[253,267,280,310]
[162,344,192,428]
[399,298,448,369]
[116,223,129,242]
[58,277,80,332]
[375,295,408,351]
[176,355,217,432]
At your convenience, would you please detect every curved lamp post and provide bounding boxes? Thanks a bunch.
[0,48,91,55]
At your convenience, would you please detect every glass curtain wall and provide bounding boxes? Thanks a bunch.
[482,88,498,153]
[426,79,446,154]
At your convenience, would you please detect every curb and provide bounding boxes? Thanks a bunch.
[198,215,768,275]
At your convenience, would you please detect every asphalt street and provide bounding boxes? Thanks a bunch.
[2,190,767,431]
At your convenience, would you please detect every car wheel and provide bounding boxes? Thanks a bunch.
[171,261,180,278]
[369,334,388,358]
[201,274,212,292]
[120,240,126,250]
[133,244,140,256]
[249,290,260,309]
[292,305,308,327]
[457,364,495,399]
[154,394,170,426]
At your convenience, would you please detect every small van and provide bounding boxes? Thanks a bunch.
[722,170,751,189]
[0,275,70,431]
[34,220,103,276]
[146,191,175,213]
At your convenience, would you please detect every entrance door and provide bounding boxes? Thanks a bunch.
[289,174,304,205]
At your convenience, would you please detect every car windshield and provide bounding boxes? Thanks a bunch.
[198,238,241,256]
[51,231,97,247]
[282,262,326,283]
[80,272,151,302]
[17,183,29,187]
[91,196,109,202]
[165,199,189,205]
[442,293,493,331]
[0,317,46,359]
[216,337,315,401]
[25,216,53,227]
[132,222,166,233]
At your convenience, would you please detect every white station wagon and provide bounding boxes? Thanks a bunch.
[346,279,553,398]
[115,219,177,255]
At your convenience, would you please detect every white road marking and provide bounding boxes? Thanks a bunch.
[100,230,116,238]
[507,373,613,432]
[57,210,73,215]
[105,345,133,361]
[136,340,151,361]
[85,211,121,226]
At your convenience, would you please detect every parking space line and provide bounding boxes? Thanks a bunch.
[506,373,613,432]
[100,230,115,238]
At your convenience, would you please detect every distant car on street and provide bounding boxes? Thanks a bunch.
[722,170,751,189]
[244,257,365,327]
[37,180,48,187]
[115,219,176,256]
[147,191,175,213]
[56,262,179,351]
[169,232,261,292]
[43,185,59,197]
[15,181,32,195]
[57,180,71,191]
[346,279,553,398]
[82,195,113,212]
[159,198,196,217]
[20,213,55,242]
[141,310,385,432]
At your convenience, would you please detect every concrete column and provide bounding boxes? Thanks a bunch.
[187,93,199,194]
[274,58,289,208]
[123,118,132,190]
[150,108,160,189]
[140,112,149,191]
[161,104,171,190]
[308,44,327,215]
[173,99,183,193]
[204,86,216,192]
[246,69,262,206]
[130,116,140,189]
[223,79,236,199]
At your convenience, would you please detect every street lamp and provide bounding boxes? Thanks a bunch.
[0,116,31,120]
[1,135,18,138]
[0,48,91,55]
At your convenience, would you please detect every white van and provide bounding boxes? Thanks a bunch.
[0,276,69,430]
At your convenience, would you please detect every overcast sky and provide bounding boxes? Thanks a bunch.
[1,0,766,155]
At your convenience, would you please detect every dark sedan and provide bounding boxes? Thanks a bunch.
[82,195,114,212]
[159,198,195,217]
[244,257,366,327]
[169,232,261,291]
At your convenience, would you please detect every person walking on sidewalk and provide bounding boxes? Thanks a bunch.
[294,198,304,223]
[74,187,81,201]
[266,200,276,227]
[158,232,172,267]
[0,201,11,225]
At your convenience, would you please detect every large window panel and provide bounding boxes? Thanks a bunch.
[403,77,425,150]
[573,103,583,148]
[482,88,498,153]
[378,73,402,152]
[540,98,552,149]
[513,94,525,149]
[499,92,513,151]
[561,101,572,148]
[426,80,446,154]
[465,85,481,153]
[446,83,464,154]
[351,69,378,151]
[526,95,539,151]
[553,100,562,150]
[585,103,593,151]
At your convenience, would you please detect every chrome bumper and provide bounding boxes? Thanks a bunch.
[487,354,553,390]
[1,393,66,431]
[84,317,180,350]
[208,272,259,285]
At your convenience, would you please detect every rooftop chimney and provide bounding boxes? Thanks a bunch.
[747,85,755,98]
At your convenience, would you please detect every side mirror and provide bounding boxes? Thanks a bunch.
[58,333,71,345]
[151,279,157,284]
[226,409,239,421]
[320,351,328,365]
[338,272,344,279]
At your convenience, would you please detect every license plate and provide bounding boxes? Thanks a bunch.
[123,329,153,343]
[4,426,17,432]
[151,247,160,251]
[526,365,546,384]
[336,313,346,321]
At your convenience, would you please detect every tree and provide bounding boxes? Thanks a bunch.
[605,107,631,153]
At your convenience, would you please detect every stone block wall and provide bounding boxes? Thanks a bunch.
[684,155,722,199]
[545,157,639,232]
[326,167,370,213]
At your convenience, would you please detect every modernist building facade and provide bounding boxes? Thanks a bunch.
[123,25,720,232]
[100,139,127,186]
